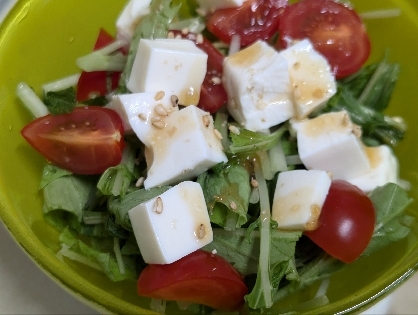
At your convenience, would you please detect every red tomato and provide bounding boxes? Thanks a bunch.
[277,0,370,79]
[206,0,288,47]
[170,31,227,113]
[21,107,125,175]
[305,180,375,263]
[76,28,121,102]
[137,250,248,311]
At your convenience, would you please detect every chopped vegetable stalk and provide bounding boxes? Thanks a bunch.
[76,40,127,72]
[113,237,126,275]
[83,211,108,225]
[268,139,288,173]
[360,8,401,19]
[16,82,49,118]
[57,245,102,270]
[42,74,80,93]
[169,17,205,33]
[245,157,273,309]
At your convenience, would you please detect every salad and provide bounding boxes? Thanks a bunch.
[16,0,413,313]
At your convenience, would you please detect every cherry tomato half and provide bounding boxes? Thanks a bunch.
[206,0,288,47]
[305,180,375,263]
[277,0,371,79]
[170,31,227,113]
[137,250,248,311]
[21,107,125,175]
[76,28,121,102]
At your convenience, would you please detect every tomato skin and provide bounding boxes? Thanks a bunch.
[305,180,375,263]
[206,0,288,47]
[170,31,227,113]
[21,107,125,175]
[76,28,121,102]
[277,0,370,79]
[137,250,248,311]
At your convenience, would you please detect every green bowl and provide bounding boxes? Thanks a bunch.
[1,0,418,314]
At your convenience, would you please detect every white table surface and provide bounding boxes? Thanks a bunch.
[1,0,418,314]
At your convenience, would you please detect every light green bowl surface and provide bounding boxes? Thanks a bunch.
[1,0,418,314]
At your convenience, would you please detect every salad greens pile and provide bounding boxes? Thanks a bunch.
[19,0,414,313]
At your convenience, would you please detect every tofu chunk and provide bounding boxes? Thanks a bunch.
[127,39,207,106]
[107,91,178,138]
[140,105,227,189]
[279,39,337,118]
[291,110,370,180]
[347,145,399,193]
[272,170,331,230]
[223,40,294,132]
[116,0,152,44]
[196,0,245,14]
[128,181,213,264]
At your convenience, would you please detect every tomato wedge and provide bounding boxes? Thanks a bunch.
[170,31,227,113]
[76,28,121,102]
[21,107,125,175]
[277,0,370,79]
[206,0,288,47]
[305,180,375,263]
[137,250,248,311]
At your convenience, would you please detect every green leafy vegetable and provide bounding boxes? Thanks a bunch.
[97,143,138,198]
[228,126,286,155]
[43,86,76,115]
[362,183,414,256]
[58,227,136,281]
[42,165,97,222]
[197,162,251,229]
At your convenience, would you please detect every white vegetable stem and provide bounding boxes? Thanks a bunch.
[254,155,273,308]
[42,73,80,93]
[113,237,126,275]
[16,82,49,118]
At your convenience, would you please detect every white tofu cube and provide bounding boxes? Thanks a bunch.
[116,0,152,44]
[279,39,337,118]
[347,145,399,193]
[196,0,245,14]
[107,91,178,138]
[128,181,213,264]
[142,105,227,189]
[291,110,370,180]
[223,40,294,132]
[272,170,331,230]
[127,39,208,106]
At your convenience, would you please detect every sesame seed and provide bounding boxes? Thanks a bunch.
[152,120,166,129]
[153,197,163,214]
[154,104,168,116]
[151,116,162,122]
[213,129,223,140]
[196,34,204,44]
[170,95,179,107]
[212,249,217,254]
[230,201,237,210]
[181,27,189,35]
[85,121,90,126]
[138,113,147,121]
[202,115,211,127]
[327,171,333,179]
[230,99,238,109]
[154,91,165,101]
[228,125,240,135]
[210,76,222,85]
[352,125,362,138]
[197,224,206,239]
[135,177,145,187]
[167,31,175,39]
[196,8,207,16]
[251,178,259,188]
[342,113,350,127]
[175,34,182,40]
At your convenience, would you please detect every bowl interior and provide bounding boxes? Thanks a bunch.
[1,0,418,314]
